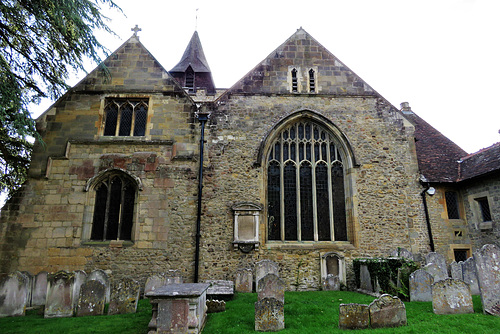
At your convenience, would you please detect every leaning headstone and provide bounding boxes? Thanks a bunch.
[257,274,285,303]
[390,248,414,261]
[20,271,33,307]
[108,277,140,315]
[474,244,500,315]
[369,294,407,328]
[425,252,448,281]
[235,268,253,293]
[31,271,48,307]
[255,260,279,292]
[72,270,87,312]
[206,300,226,313]
[338,303,370,330]
[45,271,75,318]
[359,263,373,292]
[322,274,340,291]
[86,270,110,303]
[432,278,473,315]
[450,261,463,280]
[462,257,480,295]
[409,269,434,302]
[255,297,284,331]
[76,280,106,317]
[205,280,234,300]
[144,274,167,295]
[0,271,29,317]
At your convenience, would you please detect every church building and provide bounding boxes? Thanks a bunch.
[0,28,498,290]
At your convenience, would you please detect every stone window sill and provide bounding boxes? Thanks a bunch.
[81,240,134,247]
[263,241,355,251]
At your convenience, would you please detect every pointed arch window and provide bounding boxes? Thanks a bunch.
[267,120,348,242]
[91,172,137,241]
[103,98,149,136]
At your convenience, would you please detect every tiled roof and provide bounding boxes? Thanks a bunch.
[403,111,467,183]
[170,31,211,73]
[458,142,500,181]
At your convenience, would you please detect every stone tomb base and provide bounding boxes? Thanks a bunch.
[146,283,209,334]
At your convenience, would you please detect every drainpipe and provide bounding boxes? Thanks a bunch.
[420,185,436,252]
[194,106,209,283]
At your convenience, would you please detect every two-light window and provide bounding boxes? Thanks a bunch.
[103,98,148,136]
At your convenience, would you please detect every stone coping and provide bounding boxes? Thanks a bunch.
[145,283,210,298]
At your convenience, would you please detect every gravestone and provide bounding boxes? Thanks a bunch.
[72,270,87,312]
[425,252,448,281]
[164,270,183,285]
[206,300,225,313]
[462,257,480,295]
[144,274,167,295]
[0,271,29,317]
[87,270,110,303]
[390,247,414,261]
[450,261,463,280]
[31,271,48,307]
[255,260,279,292]
[20,271,33,307]
[76,280,106,317]
[235,268,253,293]
[45,271,75,318]
[257,274,285,303]
[338,303,369,330]
[255,297,284,331]
[369,294,407,328]
[358,263,374,292]
[108,277,140,315]
[409,269,434,302]
[474,244,500,315]
[432,278,473,315]
[322,274,340,291]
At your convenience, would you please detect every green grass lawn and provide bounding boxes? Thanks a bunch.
[0,292,499,333]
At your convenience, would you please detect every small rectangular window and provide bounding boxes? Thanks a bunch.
[309,69,315,93]
[291,68,298,92]
[476,197,492,222]
[103,98,149,136]
[454,249,469,262]
[445,191,460,219]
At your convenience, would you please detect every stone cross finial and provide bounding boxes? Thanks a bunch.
[131,25,141,36]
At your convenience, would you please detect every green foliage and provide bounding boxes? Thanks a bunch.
[353,257,419,300]
[0,0,121,197]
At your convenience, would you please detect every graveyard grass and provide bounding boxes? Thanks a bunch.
[1,292,499,333]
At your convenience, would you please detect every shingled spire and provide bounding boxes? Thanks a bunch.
[170,31,215,94]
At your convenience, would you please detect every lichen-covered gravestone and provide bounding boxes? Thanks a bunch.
[255,260,279,292]
[86,270,110,303]
[20,271,33,307]
[449,261,463,280]
[322,274,340,291]
[424,252,448,282]
[235,268,253,293]
[409,269,434,302]
[0,271,29,317]
[45,271,75,318]
[338,303,369,330]
[358,263,374,292]
[369,294,407,328]
[432,278,473,315]
[72,270,87,312]
[31,271,48,307]
[474,244,500,315]
[461,257,480,295]
[255,297,284,331]
[108,277,140,315]
[257,274,285,303]
[390,247,414,261]
[76,280,106,317]
[144,274,167,295]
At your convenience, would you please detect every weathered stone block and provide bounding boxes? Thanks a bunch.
[338,303,369,330]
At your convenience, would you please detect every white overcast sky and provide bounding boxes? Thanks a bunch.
[33,0,500,154]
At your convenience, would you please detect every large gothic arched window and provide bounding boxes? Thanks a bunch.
[91,172,137,241]
[267,120,348,242]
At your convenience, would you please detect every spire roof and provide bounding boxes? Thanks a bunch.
[170,31,211,73]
